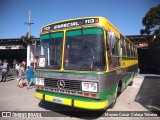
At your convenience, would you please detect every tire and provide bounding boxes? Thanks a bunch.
[128,81,133,86]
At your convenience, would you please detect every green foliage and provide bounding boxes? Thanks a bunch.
[21,32,35,44]
[140,4,160,35]
[20,32,35,40]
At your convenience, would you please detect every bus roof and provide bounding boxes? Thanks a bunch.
[41,16,120,35]
[41,16,135,47]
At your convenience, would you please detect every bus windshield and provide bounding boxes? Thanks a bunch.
[40,32,63,69]
[64,27,106,71]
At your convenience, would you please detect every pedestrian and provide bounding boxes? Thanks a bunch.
[6,62,10,76]
[27,63,35,89]
[22,60,26,69]
[17,63,25,88]
[25,66,30,87]
[0,59,3,71]
[13,59,16,71]
[1,60,9,82]
[15,62,20,79]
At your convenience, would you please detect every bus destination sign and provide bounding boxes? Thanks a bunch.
[42,18,99,32]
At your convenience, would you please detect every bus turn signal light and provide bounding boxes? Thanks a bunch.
[83,93,90,97]
[91,93,97,98]
[37,86,44,90]
[95,18,99,23]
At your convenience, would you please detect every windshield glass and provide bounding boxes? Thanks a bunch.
[64,28,106,71]
[40,32,63,69]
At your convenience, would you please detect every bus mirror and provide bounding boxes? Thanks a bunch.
[108,31,115,38]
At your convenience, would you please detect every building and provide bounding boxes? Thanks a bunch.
[127,35,160,74]
[0,38,39,67]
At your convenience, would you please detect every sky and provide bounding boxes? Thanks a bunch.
[0,0,159,39]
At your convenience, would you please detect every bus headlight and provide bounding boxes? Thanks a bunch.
[82,82,97,92]
[91,84,97,90]
[84,83,89,89]
[35,78,44,86]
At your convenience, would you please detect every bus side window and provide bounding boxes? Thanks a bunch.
[121,37,126,57]
[107,31,120,70]
[126,41,131,57]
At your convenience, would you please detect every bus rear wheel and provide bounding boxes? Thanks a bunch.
[128,81,133,86]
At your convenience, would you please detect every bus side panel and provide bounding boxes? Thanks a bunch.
[98,63,138,105]
[99,71,123,105]
[122,58,138,86]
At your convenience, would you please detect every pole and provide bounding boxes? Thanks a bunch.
[25,10,34,66]
[28,10,31,39]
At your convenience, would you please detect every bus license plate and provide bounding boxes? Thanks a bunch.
[53,97,63,103]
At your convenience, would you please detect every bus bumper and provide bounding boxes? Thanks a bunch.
[35,90,109,110]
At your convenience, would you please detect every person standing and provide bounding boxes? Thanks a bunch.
[25,66,30,87]
[22,60,26,69]
[1,60,9,82]
[13,59,16,71]
[17,63,25,88]
[27,63,35,89]
[0,59,3,72]
[15,62,20,80]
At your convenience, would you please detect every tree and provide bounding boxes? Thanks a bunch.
[21,32,35,40]
[140,4,160,35]
[21,32,35,44]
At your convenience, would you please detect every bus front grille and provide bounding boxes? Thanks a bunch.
[44,78,81,91]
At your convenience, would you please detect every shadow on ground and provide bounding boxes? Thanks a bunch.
[38,100,106,119]
[135,76,160,116]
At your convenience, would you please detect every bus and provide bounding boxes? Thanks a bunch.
[35,16,138,110]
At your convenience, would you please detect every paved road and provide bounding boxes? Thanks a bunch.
[0,70,159,120]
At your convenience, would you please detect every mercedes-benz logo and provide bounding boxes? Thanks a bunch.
[57,80,65,89]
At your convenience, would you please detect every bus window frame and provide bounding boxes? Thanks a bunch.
[40,31,64,69]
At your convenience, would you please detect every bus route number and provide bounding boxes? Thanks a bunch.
[85,19,95,24]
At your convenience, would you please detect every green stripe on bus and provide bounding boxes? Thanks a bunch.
[36,70,109,77]
[83,28,103,35]
[66,28,103,37]
[40,32,63,40]
[122,57,138,60]
[66,30,81,36]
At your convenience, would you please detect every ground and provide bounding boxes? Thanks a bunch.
[0,70,159,120]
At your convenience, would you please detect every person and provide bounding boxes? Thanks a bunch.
[6,62,10,76]
[22,60,26,69]
[0,59,2,67]
[84,41,95,61]
[15,62,20,79]
[17,63,25,88]
[25,66,30,87]
[0,59,3,71]
[13,59,16,71]
[1,60,9,82]
[27,63,35,89]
